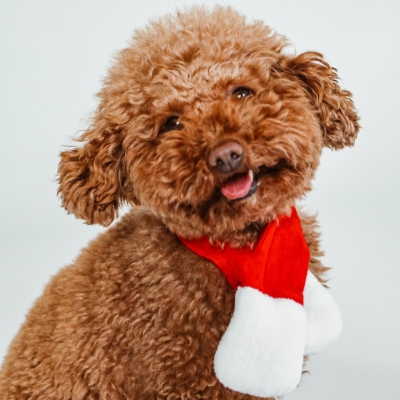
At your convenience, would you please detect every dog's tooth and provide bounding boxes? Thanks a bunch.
[249,170,254,182]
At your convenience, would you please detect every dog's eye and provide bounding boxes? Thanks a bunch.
[163,116,184,132]
[231,87,252,99]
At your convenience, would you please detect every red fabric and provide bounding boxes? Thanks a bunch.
[179,207,310,305]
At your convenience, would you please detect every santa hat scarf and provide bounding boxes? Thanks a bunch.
[180,207,342,398]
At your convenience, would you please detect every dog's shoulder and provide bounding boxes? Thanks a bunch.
[54,207,227,299]
[64,207,183,282]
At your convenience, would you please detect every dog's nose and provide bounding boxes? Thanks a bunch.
[208,141,243,173]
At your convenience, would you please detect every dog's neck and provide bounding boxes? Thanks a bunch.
[179,207,310,304]
[160,209,295,249]
[175,220,264,248]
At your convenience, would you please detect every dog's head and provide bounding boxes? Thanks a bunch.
[58,7,359,245]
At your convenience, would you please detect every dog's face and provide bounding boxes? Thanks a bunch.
[58,7,359,245]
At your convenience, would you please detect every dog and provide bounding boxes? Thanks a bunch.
[0,6,359,399]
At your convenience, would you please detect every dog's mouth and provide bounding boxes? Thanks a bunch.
[220,170,258,200]
[218,162,288,201]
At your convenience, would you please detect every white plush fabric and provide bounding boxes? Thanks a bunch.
[214,286,307,398]
[303,271,343,355]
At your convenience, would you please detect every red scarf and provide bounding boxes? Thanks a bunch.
[179,207,310,305]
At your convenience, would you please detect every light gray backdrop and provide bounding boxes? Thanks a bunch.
[1,1,399,399]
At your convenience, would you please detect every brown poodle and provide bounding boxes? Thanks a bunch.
[0,6,359,399]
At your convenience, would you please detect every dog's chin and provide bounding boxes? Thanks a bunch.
[161,161,293,239]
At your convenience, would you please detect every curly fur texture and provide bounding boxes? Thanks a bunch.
[0,6,359,399]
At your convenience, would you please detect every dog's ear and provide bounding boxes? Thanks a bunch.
[58,117,126,226]
[282,52,360,149]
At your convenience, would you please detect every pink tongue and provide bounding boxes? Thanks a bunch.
[221,173,252,200]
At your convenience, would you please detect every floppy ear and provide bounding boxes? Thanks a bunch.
[58,117,126,226]
[283,52,360,149]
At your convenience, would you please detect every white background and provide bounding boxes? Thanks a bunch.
[1,1,399,398]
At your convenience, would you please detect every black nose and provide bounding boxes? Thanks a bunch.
[208,141,243,173]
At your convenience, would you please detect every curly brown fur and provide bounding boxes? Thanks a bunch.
[0,209,324,400]
[57,6,358,242]
[0,6,359,399]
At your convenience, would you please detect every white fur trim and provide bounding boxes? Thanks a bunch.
[303,271,343,355]
[214,287,307,398]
